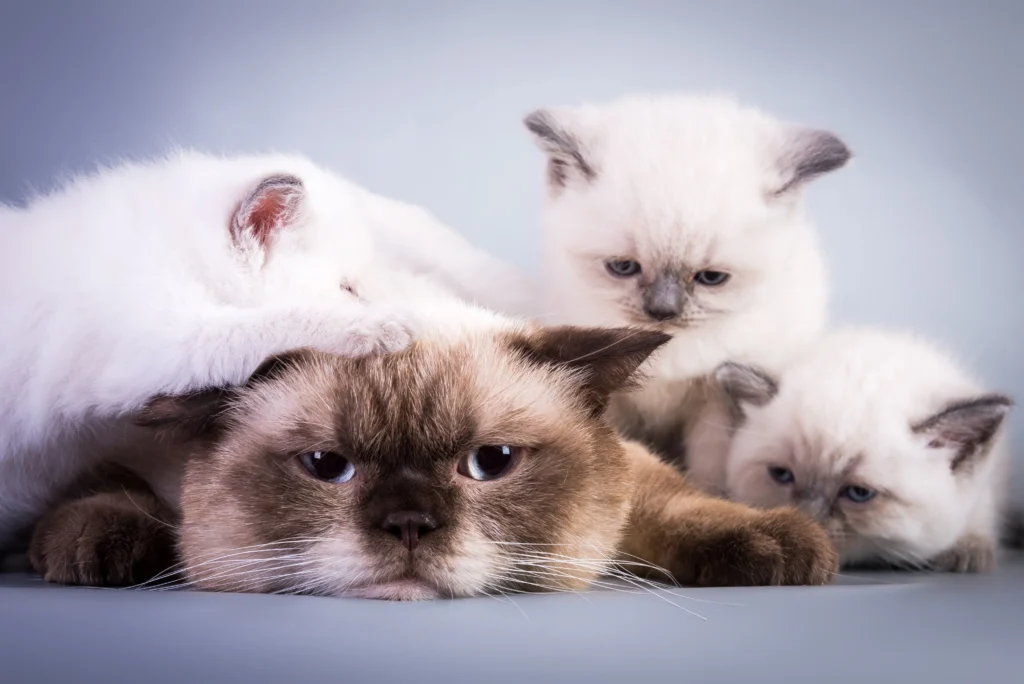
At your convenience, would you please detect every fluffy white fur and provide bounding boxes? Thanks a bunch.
[524,94,848,460]
[356,188,540,319]
[0,150,532,549]
[720,328,1012,571]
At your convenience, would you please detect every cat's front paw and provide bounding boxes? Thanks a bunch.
[691,508,838,587]
[321,308,414,357]
[29,493,176,587]
[929,534,996,573]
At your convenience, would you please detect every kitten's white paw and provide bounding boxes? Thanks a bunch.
[320,308,414,358]
[930,534,996,573]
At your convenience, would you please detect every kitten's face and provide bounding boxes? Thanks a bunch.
[725,419,966,565]
[717,346,1011,567]
[526,95,848,330]
[548,201,783,331]
[145,326,667,599]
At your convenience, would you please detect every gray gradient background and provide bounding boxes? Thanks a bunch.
[2,3,1024,682]
[1,0,1021,501]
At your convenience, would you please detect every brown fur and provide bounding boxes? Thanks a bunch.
[29,463,178,586]
[620,441,837,586]
[31,324,837,597]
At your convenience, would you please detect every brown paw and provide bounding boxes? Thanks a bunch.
[689,508,838,587]
[930,534,996,573]
[29,492,177,587]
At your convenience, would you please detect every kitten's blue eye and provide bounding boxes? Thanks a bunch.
[458,445,521,481]
[299,451,355,483]
[606,259,642,277]
[839,485,876,503]
[694,270,730,286]
[768,466,795,485]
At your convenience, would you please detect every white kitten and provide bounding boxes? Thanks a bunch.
[524,94,848,461]
[717,328,1012,572]
[0,150,413,548]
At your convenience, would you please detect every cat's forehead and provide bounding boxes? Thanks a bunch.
[573,165,781,270]
[228,337,583,459]
[757,329,984,453]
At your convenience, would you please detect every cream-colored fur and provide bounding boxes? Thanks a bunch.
[722,327,1012,571]
[524,93,848,463]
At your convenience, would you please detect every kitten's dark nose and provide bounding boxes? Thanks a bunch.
[643,303,679,322]
[643,277,683,321]
[380,511,439,552]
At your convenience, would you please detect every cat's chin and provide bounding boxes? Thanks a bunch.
[343,579,439,601]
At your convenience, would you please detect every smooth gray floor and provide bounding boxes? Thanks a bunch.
[1,556,1021,684]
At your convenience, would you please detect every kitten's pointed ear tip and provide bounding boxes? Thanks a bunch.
[523,109,555,137]
[715,361,779,408]
[813,129,853,167]
[987,394,1015,415]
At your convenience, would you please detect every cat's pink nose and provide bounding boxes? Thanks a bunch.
[379,511,439,551]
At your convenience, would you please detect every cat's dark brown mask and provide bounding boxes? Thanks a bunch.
[138,324,669,599]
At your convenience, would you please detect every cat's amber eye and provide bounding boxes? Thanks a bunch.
[694,270,730,286]
[299,450,356,484]
[839,485,877,503]
[767,466,795,485]
[605,259,642,277]
[458,445,522,481]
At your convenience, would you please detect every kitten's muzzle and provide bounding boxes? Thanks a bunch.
[642,278,684,322]
[378,510,440,552]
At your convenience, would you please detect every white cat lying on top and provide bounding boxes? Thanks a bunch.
[710,328,1012,572]
[0,150,535,550]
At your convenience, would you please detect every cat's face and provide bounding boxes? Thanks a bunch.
[525,95,847,331]
[716,333,1011,566]
[141,325,668,599]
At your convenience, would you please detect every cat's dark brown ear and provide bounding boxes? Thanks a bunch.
[524,108,597,190]
[774,128,851,196]
[511,326,671,415]
[136,387,234,444]
[136,350,314,443]
[230,174,305,251]
[912,394,1013,473]
[715,362,779,422]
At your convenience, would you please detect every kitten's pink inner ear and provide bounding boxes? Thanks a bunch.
[231,174,305,250]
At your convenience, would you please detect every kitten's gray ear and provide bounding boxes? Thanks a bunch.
[511,326,671,416]
[135,349,314,443]
[774,128,851,195]
[715,362,779,420]
[230,174,305,251]
[912,394,1013,472]
[523,108,597,190]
